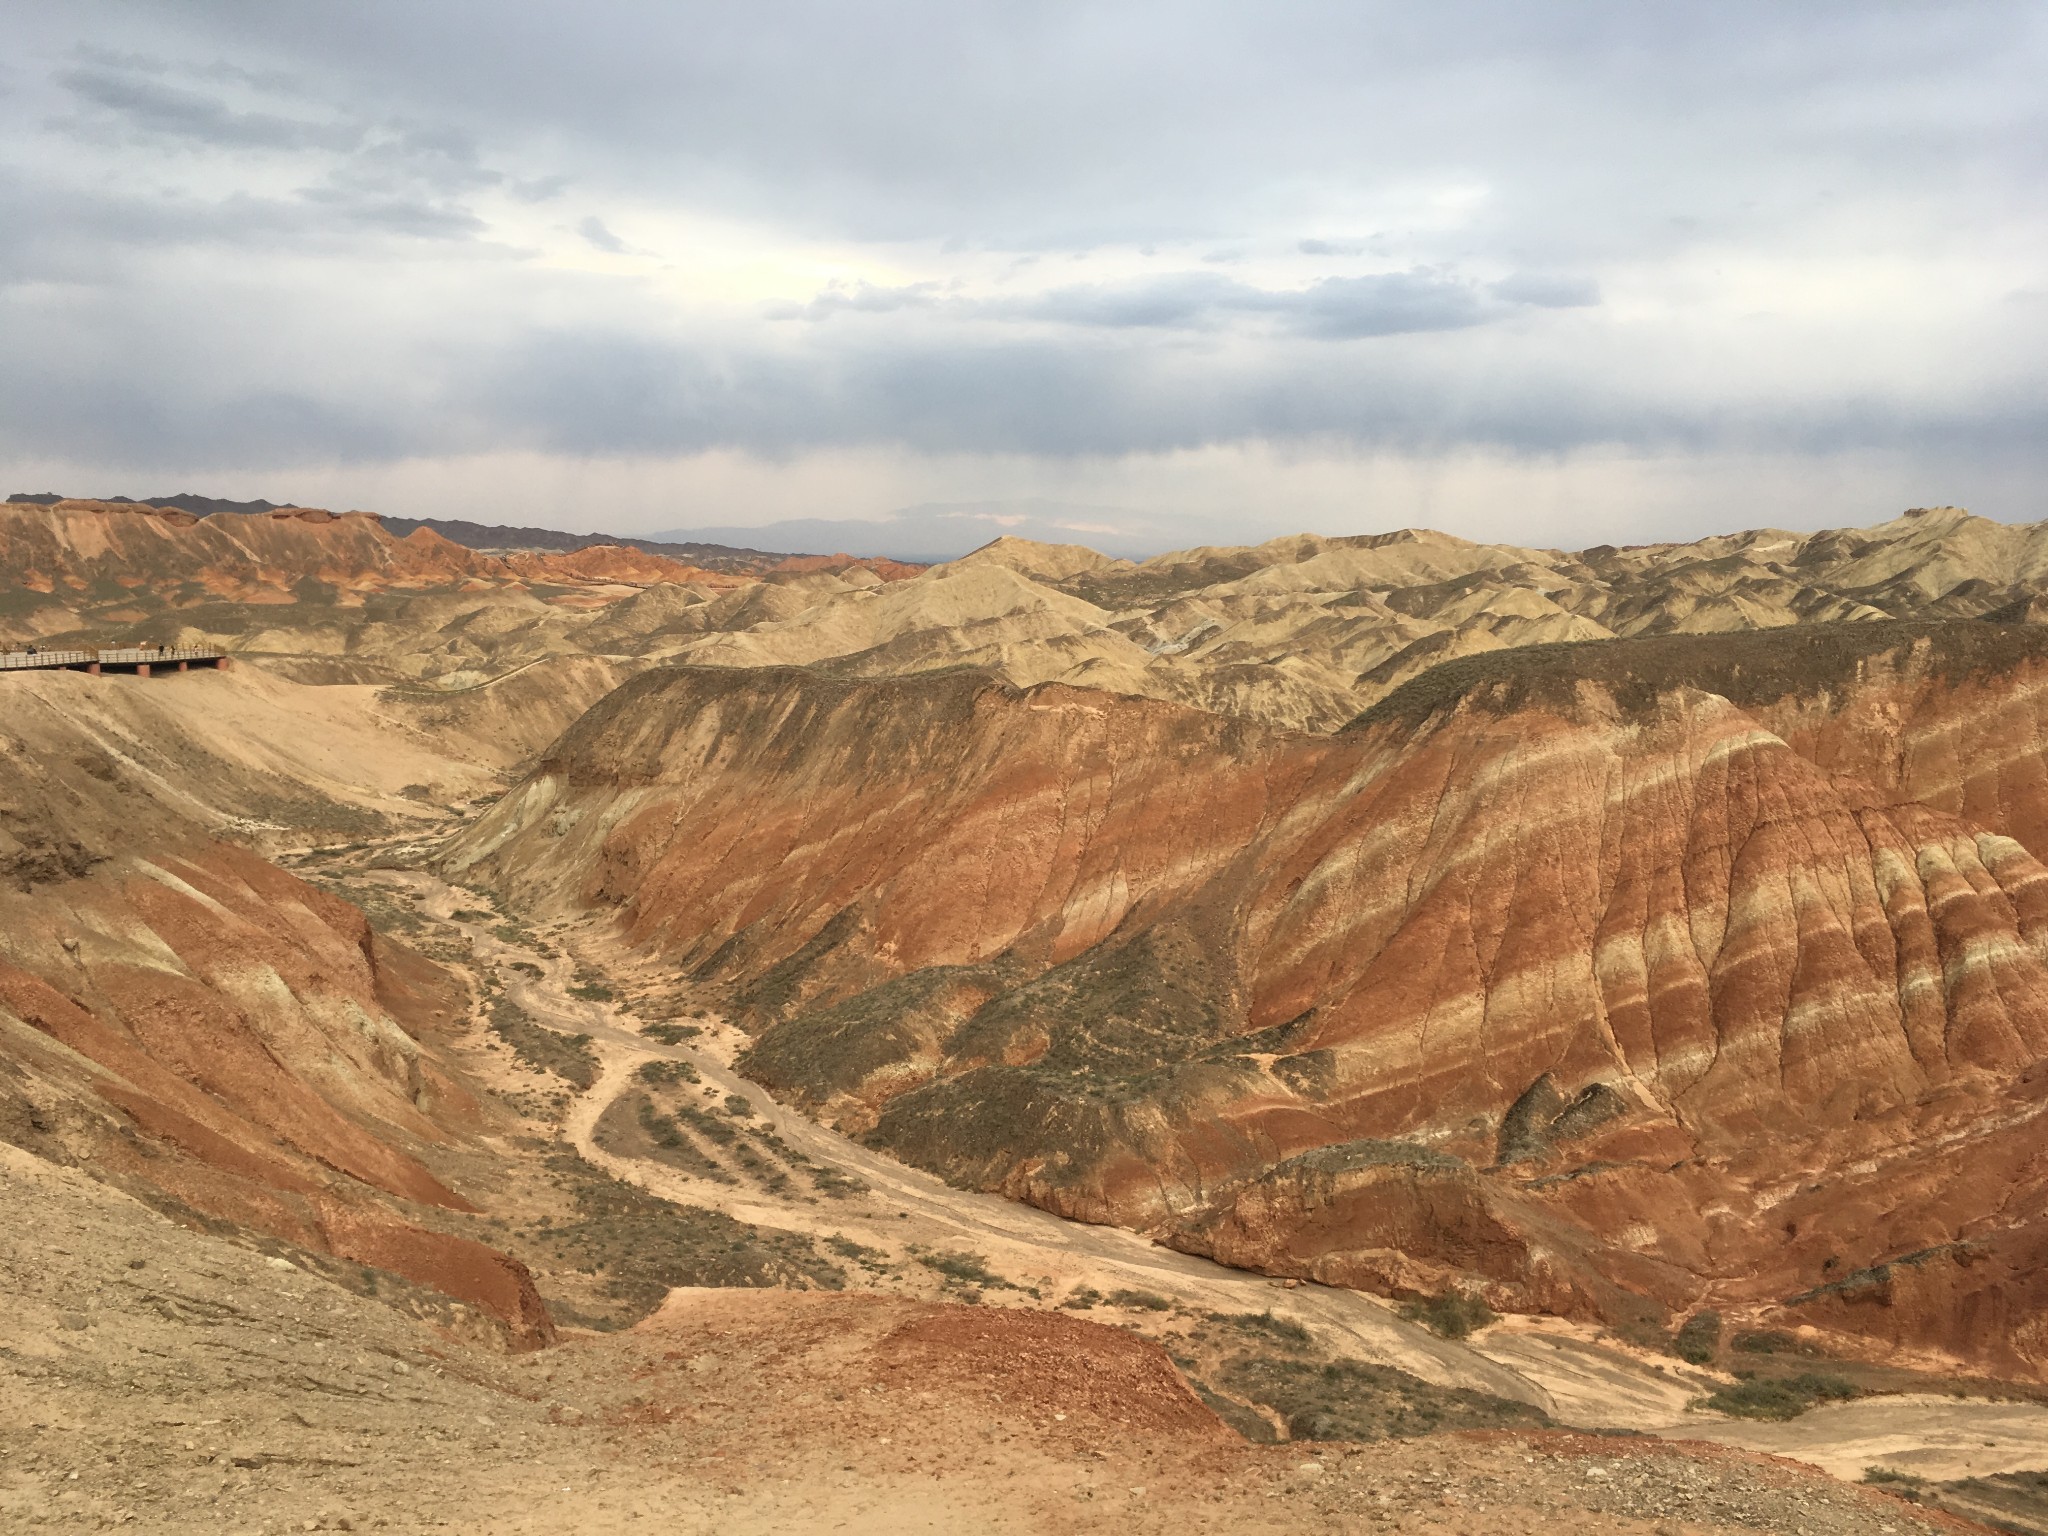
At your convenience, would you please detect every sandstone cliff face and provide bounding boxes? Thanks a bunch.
[446,626,2048,1374]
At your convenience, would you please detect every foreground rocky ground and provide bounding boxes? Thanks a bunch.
[0,1139,1983,1535]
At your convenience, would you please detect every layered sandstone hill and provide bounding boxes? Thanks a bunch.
[643,506,2048,731]
[446,623,2048,1376]
[0,674,553,1344]
[0,656,636,855]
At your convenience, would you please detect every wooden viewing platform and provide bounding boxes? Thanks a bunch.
[0,646,231,677]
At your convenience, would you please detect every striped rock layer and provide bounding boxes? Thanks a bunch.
[448,623,2048,1375]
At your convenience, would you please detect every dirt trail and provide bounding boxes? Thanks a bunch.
[405,870,1554,1401]
[400,876,1645,1409]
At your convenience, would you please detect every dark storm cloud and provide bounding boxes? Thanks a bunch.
[56,66,364,153]
[578,216,627,253]
[781,270,1583,338]
[1012,270,1500,338]
[3,0,2045,518]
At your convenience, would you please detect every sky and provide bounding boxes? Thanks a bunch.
[3,1,2045,553]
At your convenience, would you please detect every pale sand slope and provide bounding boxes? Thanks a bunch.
[0,656,631,847]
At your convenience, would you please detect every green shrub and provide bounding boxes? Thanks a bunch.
[642,1022,703,1044]
[1399,1290,1497,1341]
[634,1059,699,1087]
[1214,1310,1312,1346]
[1108,1288,1173,1312]
[1673,1310,1722,1364]
[488,998,598,1088]
[916,1249,1014,1289]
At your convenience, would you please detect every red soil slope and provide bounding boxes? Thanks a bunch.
[0,820,551,1345]
[0,500,747,618]
[446,623,2048,1375]
[501,544,751,590]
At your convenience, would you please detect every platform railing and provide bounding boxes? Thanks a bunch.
[0,646,226,671]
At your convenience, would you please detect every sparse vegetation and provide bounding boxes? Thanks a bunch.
[1699,1372,1860,1421]
[722,1092,756,1117]
[526,1147,842,1324]
[620,1097,735,1184]
[1731,1328,1821,1356]
[1061,1286,1104,1310]
[488,997,598,1088]
[1220,1354,1550,1442]
[807,1165,868,1198]
[674,1102,739,1146]
[825,1234,888,1266]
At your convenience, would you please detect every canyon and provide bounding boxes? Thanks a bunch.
[442,621,2048,1382]
[11,495,2048,1531]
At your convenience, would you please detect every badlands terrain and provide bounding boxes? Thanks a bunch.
[13,494,2048,1530]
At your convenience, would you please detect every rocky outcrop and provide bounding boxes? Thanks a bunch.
[447,625,2048,1374]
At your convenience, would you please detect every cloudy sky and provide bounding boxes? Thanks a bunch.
[3,1,2044,551]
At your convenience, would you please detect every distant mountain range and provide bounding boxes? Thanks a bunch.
[7,494,793,573]
[645,500,1202,564]
[9,493,1194,565]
